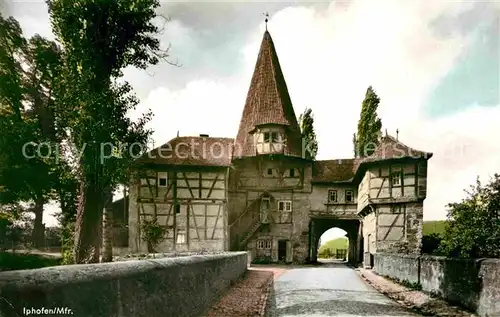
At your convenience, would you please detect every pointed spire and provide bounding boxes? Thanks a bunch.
[233,29,303,158]
[396,129,399,141]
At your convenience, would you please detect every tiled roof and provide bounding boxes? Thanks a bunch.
[136,136,234,167]
[360,135,433,164]
[233,30,303,158]
[312,159,357,183]
[311,136,432,183]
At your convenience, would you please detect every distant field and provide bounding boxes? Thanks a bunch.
[318,237,348,253]
[423,220,447,235]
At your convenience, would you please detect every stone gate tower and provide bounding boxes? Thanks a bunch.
[228,30,314,263]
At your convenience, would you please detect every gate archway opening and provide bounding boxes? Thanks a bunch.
[308,218,363,265]
[317,228,349,262]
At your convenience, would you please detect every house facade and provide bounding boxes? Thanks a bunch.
[120,29,432,265]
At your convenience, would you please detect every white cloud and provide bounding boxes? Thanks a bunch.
[42,0,499,226]
[133,78,247,147]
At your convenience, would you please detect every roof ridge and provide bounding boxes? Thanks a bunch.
[317,158,356,162]
[177,136,234,139]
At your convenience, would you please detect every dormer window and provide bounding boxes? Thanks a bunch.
[264,132,270,143]
[271,132,279,143]
[263,131,280,144]
[256,127,285,154]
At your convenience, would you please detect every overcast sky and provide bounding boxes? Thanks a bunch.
[3,0,499,236]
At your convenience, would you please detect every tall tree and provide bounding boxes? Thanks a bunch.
[298,107,318,160]
[0,15,60,247]
[354,86,382,157]
[46,0,170,263]
[352,133,357,157]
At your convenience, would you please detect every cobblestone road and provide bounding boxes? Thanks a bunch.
[266,261,419,317]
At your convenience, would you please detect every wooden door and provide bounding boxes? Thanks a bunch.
[260,198,270,224]
[286,240,293,263]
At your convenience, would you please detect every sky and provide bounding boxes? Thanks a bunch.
[2,0,499,234]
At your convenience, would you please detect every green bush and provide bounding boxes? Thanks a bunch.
[0,208,32,251]
[61,222,75,265]
[140,216,167,254]
[252,255,272,264]
[439,174,500,258]
[421,233,444,255]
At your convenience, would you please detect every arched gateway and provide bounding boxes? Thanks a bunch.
[121,28,432,267]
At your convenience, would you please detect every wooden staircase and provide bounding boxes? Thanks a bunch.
[230,200,263,250]
[239,219,261,249]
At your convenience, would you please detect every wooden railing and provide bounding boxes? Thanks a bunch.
[229,200,258,229]
[239,217,261,249]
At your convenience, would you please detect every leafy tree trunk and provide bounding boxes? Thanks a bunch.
[101,191,113,262]
[73,181,103,263]
[31,197,45,248]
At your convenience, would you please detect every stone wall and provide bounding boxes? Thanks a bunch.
[373,253,500,317]
[373,253,420,284]
[0,252,248,317]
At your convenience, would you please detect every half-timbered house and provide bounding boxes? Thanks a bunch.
[127,136,233,253]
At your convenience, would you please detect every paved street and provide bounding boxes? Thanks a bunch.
[266,261,419,316]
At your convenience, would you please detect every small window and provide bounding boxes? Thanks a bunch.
[391,172,401,186]
[261,197,270,211]
[175,204,181,214]
[257,239,272,249]
[328,190,337,202]
[345,190,354,203]
[267,168,273,175]
[264,132,270,143]
[176,229,186,244]
[278,201,292,212]
[391,204,403,213]
[271,132,279,143]
[289,168,295,177]
[158,172,168,187]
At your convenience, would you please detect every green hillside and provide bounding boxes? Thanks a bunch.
[318,237,348,255]
[423,220,447,235]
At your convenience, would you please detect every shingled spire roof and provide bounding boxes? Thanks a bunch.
[233,30,303,158]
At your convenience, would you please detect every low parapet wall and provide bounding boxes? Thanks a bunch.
[0,252,248,317]
[373,253,500,317]
[373,253,420,285]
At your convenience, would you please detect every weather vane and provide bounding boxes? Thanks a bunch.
[263,12,269,30]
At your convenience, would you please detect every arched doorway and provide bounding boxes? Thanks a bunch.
[308,218,363,265]
[317,228,349,262]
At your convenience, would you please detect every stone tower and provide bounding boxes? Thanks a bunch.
[228,30,313,262]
